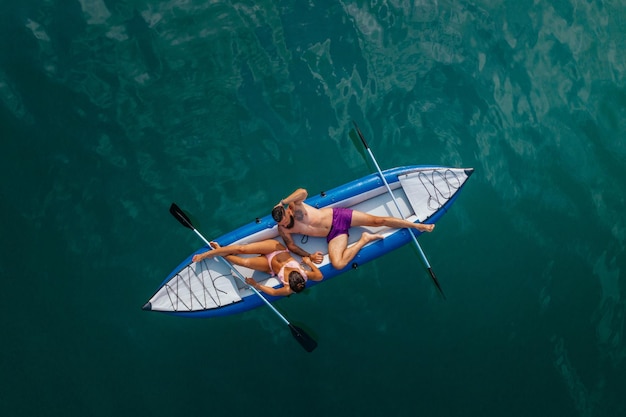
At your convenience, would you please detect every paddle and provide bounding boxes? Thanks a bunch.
[169,203,318,352]
[352,122,446,299]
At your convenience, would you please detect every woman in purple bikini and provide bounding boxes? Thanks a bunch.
[192,240,323,297]
[271,188,435,270]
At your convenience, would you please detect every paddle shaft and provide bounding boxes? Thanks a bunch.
[353,122,445,298]
[364,146,431,268]
[189,228,290,326]
[169,203,317,352]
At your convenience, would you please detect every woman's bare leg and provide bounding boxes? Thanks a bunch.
[192,239,285,263]
[211,239,284,256]
[221,254,272,274]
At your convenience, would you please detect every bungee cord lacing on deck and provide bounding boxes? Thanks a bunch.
[161,260,234,311]
[417,169,464,211]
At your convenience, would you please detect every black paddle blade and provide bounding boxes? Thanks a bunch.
[352,121,369,148]
[289,324,318,352]
[170,203,194,230]
[348,129,368,162]
[428,268,446,300]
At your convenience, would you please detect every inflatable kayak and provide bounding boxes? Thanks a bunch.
[143,165,473,318]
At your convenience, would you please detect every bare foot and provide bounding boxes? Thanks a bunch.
[193,241,220,263]
[416,224,435,232]
[192,252,209,263]
[361,232,384,243]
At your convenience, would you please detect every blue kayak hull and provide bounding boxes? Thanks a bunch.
[144,165,473,317]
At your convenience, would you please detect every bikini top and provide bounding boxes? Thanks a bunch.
[277,260,309,286]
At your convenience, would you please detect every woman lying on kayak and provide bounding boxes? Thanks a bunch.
[192,239,323,297]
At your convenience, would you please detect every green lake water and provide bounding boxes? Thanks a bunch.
[1,1,625,416]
